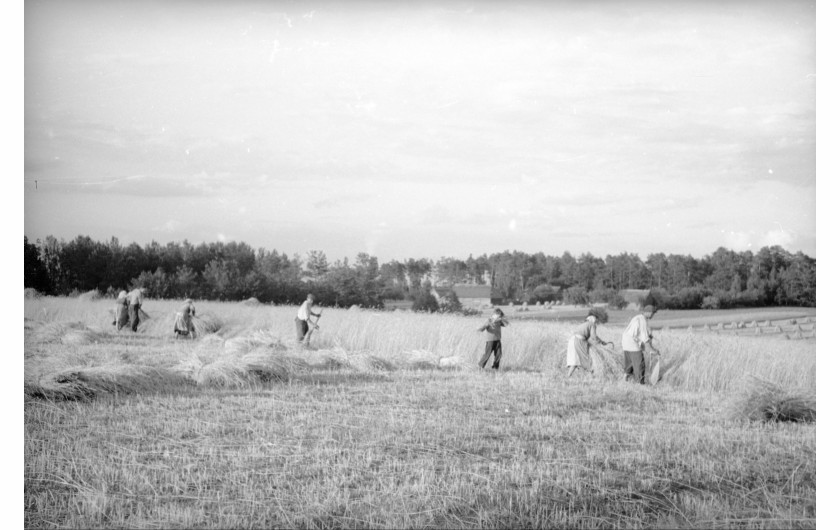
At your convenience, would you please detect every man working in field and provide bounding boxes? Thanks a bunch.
[126,287,146,332]
[621,305,658,384]
[295,294,322,344]
[477,308,509,370]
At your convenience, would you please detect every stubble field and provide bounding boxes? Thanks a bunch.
[24,297,816,528]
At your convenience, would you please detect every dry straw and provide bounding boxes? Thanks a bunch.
[30,321,108,345]
[76,290,102,301]
[589,344,625,380]
[25,365,189,401]
[728,376,815,423]
[191,313,224,336]
[174,338,302,387]
[223,329,284,355]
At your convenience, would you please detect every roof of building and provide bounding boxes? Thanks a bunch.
[452,285,503,299]
[618,289,650,303]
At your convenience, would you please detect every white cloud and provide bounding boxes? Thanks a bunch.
[761,229,794,248]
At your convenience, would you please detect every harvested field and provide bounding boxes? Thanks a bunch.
[24,297,817,528]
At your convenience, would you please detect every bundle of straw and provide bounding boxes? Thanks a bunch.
[192,313,224,336]
[26,365,188,401]
[23,288,42,299]
[401,349,441,370]
[30,321,106,345]
[728,376,815,423]
[190,356,252,387]
[589,344,625,380]
[241,347,304,382]
[439,355,474,371]
[224,330,285,355]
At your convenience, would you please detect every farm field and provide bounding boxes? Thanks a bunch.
[25,296,816,528]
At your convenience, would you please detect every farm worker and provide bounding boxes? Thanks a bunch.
[621,305,659,384]
[173,298,196,338]
[477,308,509,370]
[113,290,129,331]
[295,294,322,343]
[567,309,612,378]
[126,287,146,332]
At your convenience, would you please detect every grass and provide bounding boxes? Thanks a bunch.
[24,297,817,528]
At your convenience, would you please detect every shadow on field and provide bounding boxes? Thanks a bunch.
[290,371,391,385]
[498,366,543,374]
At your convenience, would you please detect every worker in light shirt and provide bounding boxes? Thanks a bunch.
[621,305,659,384]
[126,287,146,332]
[295,293,322,343]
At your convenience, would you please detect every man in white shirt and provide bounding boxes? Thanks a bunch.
[126,287,146,332]
[295,294,321,344]
[621,305,659,384]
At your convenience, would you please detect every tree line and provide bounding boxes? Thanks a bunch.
[24,235,816,309]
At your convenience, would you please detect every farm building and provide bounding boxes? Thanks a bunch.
[618,289,650,311]
[432,285,504,308]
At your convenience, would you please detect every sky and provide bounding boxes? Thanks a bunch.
[23,0,817,261]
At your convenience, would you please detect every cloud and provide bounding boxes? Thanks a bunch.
[761,229,795,248]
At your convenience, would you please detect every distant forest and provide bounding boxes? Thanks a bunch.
[24,235,816,310]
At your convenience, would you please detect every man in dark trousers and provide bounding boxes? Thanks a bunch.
[126,287,146,332]
[621,305,659,383]
[295,293,322,344]
[477,308,509,370]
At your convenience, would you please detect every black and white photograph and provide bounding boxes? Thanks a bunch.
[23,1,819,527]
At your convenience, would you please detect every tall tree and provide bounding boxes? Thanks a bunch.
[306,250,330,280]
[24,236,51,293]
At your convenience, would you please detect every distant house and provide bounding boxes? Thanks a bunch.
[433,284,503,308]
[618,289,650,311]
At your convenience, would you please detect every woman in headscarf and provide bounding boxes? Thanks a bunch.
[173,298,197,338]
[113,290,129,331]
[566,308,612,377]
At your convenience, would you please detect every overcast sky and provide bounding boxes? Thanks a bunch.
[23,0,816,261]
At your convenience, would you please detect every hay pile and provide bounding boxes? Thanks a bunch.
[25,365,189,401]
[401,349,441,370]
[77,290,103,301]
[728,376,815,423]
[439,355,474,370]
[224,330,285,355]
[175,343,302,387]
[322,347,396,372]
[30,321,108,345]
[240,297,261,306]
[192,313,224,336]
[24,288,43,299]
